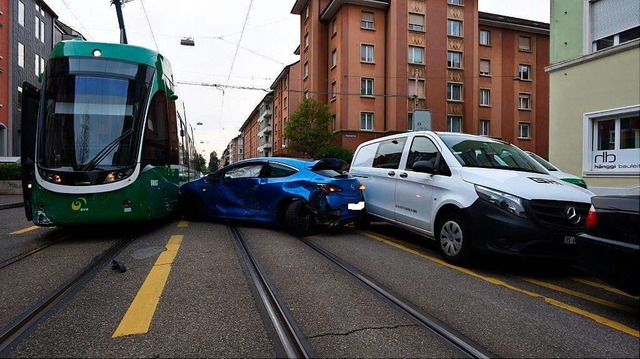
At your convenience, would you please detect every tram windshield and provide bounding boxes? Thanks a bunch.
[38,57,155,171]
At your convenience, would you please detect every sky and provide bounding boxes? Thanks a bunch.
[42,0,550,158]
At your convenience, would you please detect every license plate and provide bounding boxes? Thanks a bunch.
[348,201,365,211]
[564,236,576,245]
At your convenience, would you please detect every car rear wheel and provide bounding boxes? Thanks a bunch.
[354,211,371,229]
[286,200,315,236]
[437,213,471,264]
[182,193,204,222]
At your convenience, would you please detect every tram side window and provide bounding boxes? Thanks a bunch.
[143,92,170,166]
[166,97,179,164]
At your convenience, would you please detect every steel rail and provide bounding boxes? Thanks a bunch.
[0,237,67,270]
[230,226,316,359]
[298,236,495,359]
[0,238,133,355]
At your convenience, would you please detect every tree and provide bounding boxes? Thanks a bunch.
[197,154,206,172]
[284,98,335,158]
[208,151,219,172]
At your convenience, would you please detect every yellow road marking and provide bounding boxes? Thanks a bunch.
[10,226,40,235]
[518,277,638,314]
[360,230,640,338]
[112,235,184,338]
[570,277,638,299]
[177,220,188,228]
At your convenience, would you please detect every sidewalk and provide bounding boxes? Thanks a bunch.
[0,195,24,210]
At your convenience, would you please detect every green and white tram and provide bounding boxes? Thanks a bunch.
[21,40,200,226]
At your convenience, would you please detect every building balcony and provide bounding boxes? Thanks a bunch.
[258,142,273,153]
[258,124,272,136]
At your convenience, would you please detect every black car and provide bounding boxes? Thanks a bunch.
[576,195,639,296]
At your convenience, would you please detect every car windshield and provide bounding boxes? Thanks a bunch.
[438,134,547,174]
[38,57,154,171]
[526,151,558,171]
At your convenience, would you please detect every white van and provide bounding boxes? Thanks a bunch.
[350,131,594,263]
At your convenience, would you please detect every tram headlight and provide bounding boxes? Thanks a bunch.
[53,175,62,184]
[106,172,116,183]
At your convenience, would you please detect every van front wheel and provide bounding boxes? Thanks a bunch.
[437,213,471,264]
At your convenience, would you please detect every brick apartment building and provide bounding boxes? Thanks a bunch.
[271,61,302,157]
[283,0,550,157]
[238,92,274,159]
[1,0,82,157]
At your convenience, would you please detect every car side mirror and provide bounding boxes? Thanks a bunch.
[412,160,437,174]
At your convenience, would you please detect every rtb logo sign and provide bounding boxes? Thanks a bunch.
[593,151,617,163]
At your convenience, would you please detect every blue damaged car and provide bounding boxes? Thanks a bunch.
[178,157,365,235]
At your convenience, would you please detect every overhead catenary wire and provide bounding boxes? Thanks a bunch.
[59,0,94,40]
[139,0,160,52]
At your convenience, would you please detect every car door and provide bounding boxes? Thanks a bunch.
[394,136,437,232]
[254,161,300,220]
[365,137,408,221]
[214,162,265,218]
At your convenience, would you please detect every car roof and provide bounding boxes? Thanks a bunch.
[236,157,315,167]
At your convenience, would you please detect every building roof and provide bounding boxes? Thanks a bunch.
[320,0,390,22]
[238,91,274,132]
[55,19,86,40]
[39,0,59,19]
[479,12,550,35]
[270,61,300,90]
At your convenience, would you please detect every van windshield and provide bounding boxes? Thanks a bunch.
[438,134,547,174]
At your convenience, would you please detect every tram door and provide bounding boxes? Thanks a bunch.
[20,82,40,221]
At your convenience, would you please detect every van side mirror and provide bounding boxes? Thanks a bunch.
[412,160,437,174]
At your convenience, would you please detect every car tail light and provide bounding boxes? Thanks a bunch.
[317,184,343,193]
[359,184,366,191]
[585,205,598,227]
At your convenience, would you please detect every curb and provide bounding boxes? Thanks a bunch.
[0,202,24,210]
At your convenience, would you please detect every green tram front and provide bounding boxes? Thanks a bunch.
[22,41,198,226]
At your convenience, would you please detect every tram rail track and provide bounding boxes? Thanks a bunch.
[297,236,494,359]
[0,237,67,270]
[0,237,134,355]
[230,226,316,359]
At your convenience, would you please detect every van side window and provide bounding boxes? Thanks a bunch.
[352,143,377,167]
[406,137,438,170]
[373,138,407,169]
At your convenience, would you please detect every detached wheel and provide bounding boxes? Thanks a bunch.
[437,213,472,264]
[182,193,204,222]
[285,200,315,236]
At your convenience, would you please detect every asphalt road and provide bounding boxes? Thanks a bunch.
[1,207,638,358]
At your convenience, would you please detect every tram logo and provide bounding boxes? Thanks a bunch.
[71,198,89,212]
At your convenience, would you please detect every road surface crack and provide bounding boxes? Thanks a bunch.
[308,324,416,339]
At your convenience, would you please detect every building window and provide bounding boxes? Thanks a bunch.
[589,0,640,53]
[407,113,413,131]
[408,79,425,99]
[284,97,287,109]
[480,30,491,45]
[480,89,490,106]
[447,116,462,132]
[519,93,531,110]
[447,20,462,37]
[518,123,531,139]
[332,115,337,131]
[40,19,45,43]
[332,18,337,35]
[332,49,337,68]
[305,6,309,20]
[584,107,640,175]
[41,57,45,74]
[519,36,531,52]
[361,78,374,96]
[447,83,462,101]
[409,13,425,31]
[303,62,309,78]
[18,86,23,111]
[361,112,374,130]
[480,120,490,136]
[361,12,375,29]
[35,54,40,76]
[408,46,424,64]
[447,51,462,68]
[480,59,491,76]
[361,44,374,63]
[448,0,463,5]
[331,81,337,100]
[518,64,531,80]
[18,42,25,68]
[304,33,309,49]
[35,16,40,39]
[18,1,25,26]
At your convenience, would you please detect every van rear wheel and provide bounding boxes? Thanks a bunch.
[437,213,471,264]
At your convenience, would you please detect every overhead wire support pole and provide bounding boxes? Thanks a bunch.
[111,0,128,44]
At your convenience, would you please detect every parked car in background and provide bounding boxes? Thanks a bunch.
[576,195,639,296]
[350,131,594,264]
[524,151,587,189]
[179,157,365,235]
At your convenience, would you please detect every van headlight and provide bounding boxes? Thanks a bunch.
[475,185,527,218]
